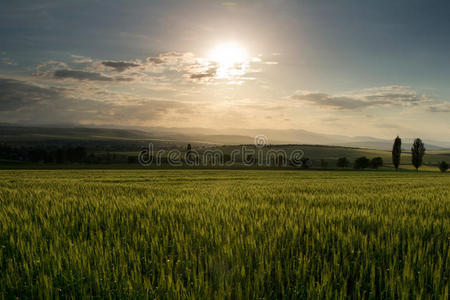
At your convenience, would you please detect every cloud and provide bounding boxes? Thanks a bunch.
[54,69,113,81]
[0,77,194,125]
[37,63,134,82]
[292,92,372,109]
[428,102,450,112]
[292,86,431,110]
[362,86,430,105]
[34,60,69,77]
[102,61,140,72]
[146,57,164,64]
[146,52,195,67]
[1,57,17,66]
[71,55,93,64]
[33,50,274,86]
[0,78,61,111]
[189,71,216,80]
[0,52,17,66]
[187,65,218,81]
[143,51,269,83]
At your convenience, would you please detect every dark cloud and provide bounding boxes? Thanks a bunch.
[146,52,192,66]
[102,61,140,72]
[186,63,218,81]
[292,92,374,109]
[189,67,217,80]
[0,78,61,111]
[114,76,134,82]
[0,77,192,125]
[292,87,431,110]
[146,57,164,64]
[54,69,113,81]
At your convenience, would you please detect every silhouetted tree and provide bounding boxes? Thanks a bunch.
[354,157,370,170]
[392,136,402,171]
[411,138,425,172]
[86,153,99,164]
[28,148,49,163]
[370,157,383,169]
[439,161,448,173]
[320,159,328,169]
[300,157,312,169]
[336,157,350,168]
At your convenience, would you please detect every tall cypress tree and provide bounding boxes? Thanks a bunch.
[392,136,401,171]
[411,138,425,172]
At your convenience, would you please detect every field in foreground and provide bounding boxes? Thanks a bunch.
[0,170,449,299]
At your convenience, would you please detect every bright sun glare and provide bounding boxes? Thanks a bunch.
[208,43,248,79]
[209,43,248,67]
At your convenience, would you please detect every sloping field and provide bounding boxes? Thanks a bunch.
[0,170,449,298]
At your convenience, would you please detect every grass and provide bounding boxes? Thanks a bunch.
[0,170,449,299]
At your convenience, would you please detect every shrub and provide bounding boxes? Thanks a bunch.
[370,157,383,169]
[354,157,370,170]
[300,157,312,169]
[336,157,350,168]
[439,161,448,172]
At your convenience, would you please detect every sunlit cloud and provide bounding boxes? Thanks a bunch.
[102,61,141,72]
[71,55,93,64]
[292,86,432,110]
[428,102,450,112]
[31,49,275,86]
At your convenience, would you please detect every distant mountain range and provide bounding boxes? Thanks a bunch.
[0,123,449,150]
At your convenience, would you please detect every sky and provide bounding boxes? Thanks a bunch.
[1,0,449,140]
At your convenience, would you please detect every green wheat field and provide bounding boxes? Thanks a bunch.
[0,170,449,299]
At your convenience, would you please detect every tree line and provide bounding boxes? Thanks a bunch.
[1,138,448,172]
[335,137,447,172]
[0,144,121,164]
[264,136,447,172]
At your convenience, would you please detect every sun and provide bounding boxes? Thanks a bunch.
[208,42,248,79]
[209,42,248,68]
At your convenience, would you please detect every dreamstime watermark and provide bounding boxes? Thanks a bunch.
[138,135,304,167]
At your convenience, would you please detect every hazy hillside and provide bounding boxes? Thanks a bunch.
[1,124,449,152]
[1,125,449,169]
[135,126,450,150]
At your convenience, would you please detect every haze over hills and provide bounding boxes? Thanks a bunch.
[0,123,449,150]
[149,127,450,150]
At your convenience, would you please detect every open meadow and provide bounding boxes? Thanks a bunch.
[0,169,449,299]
